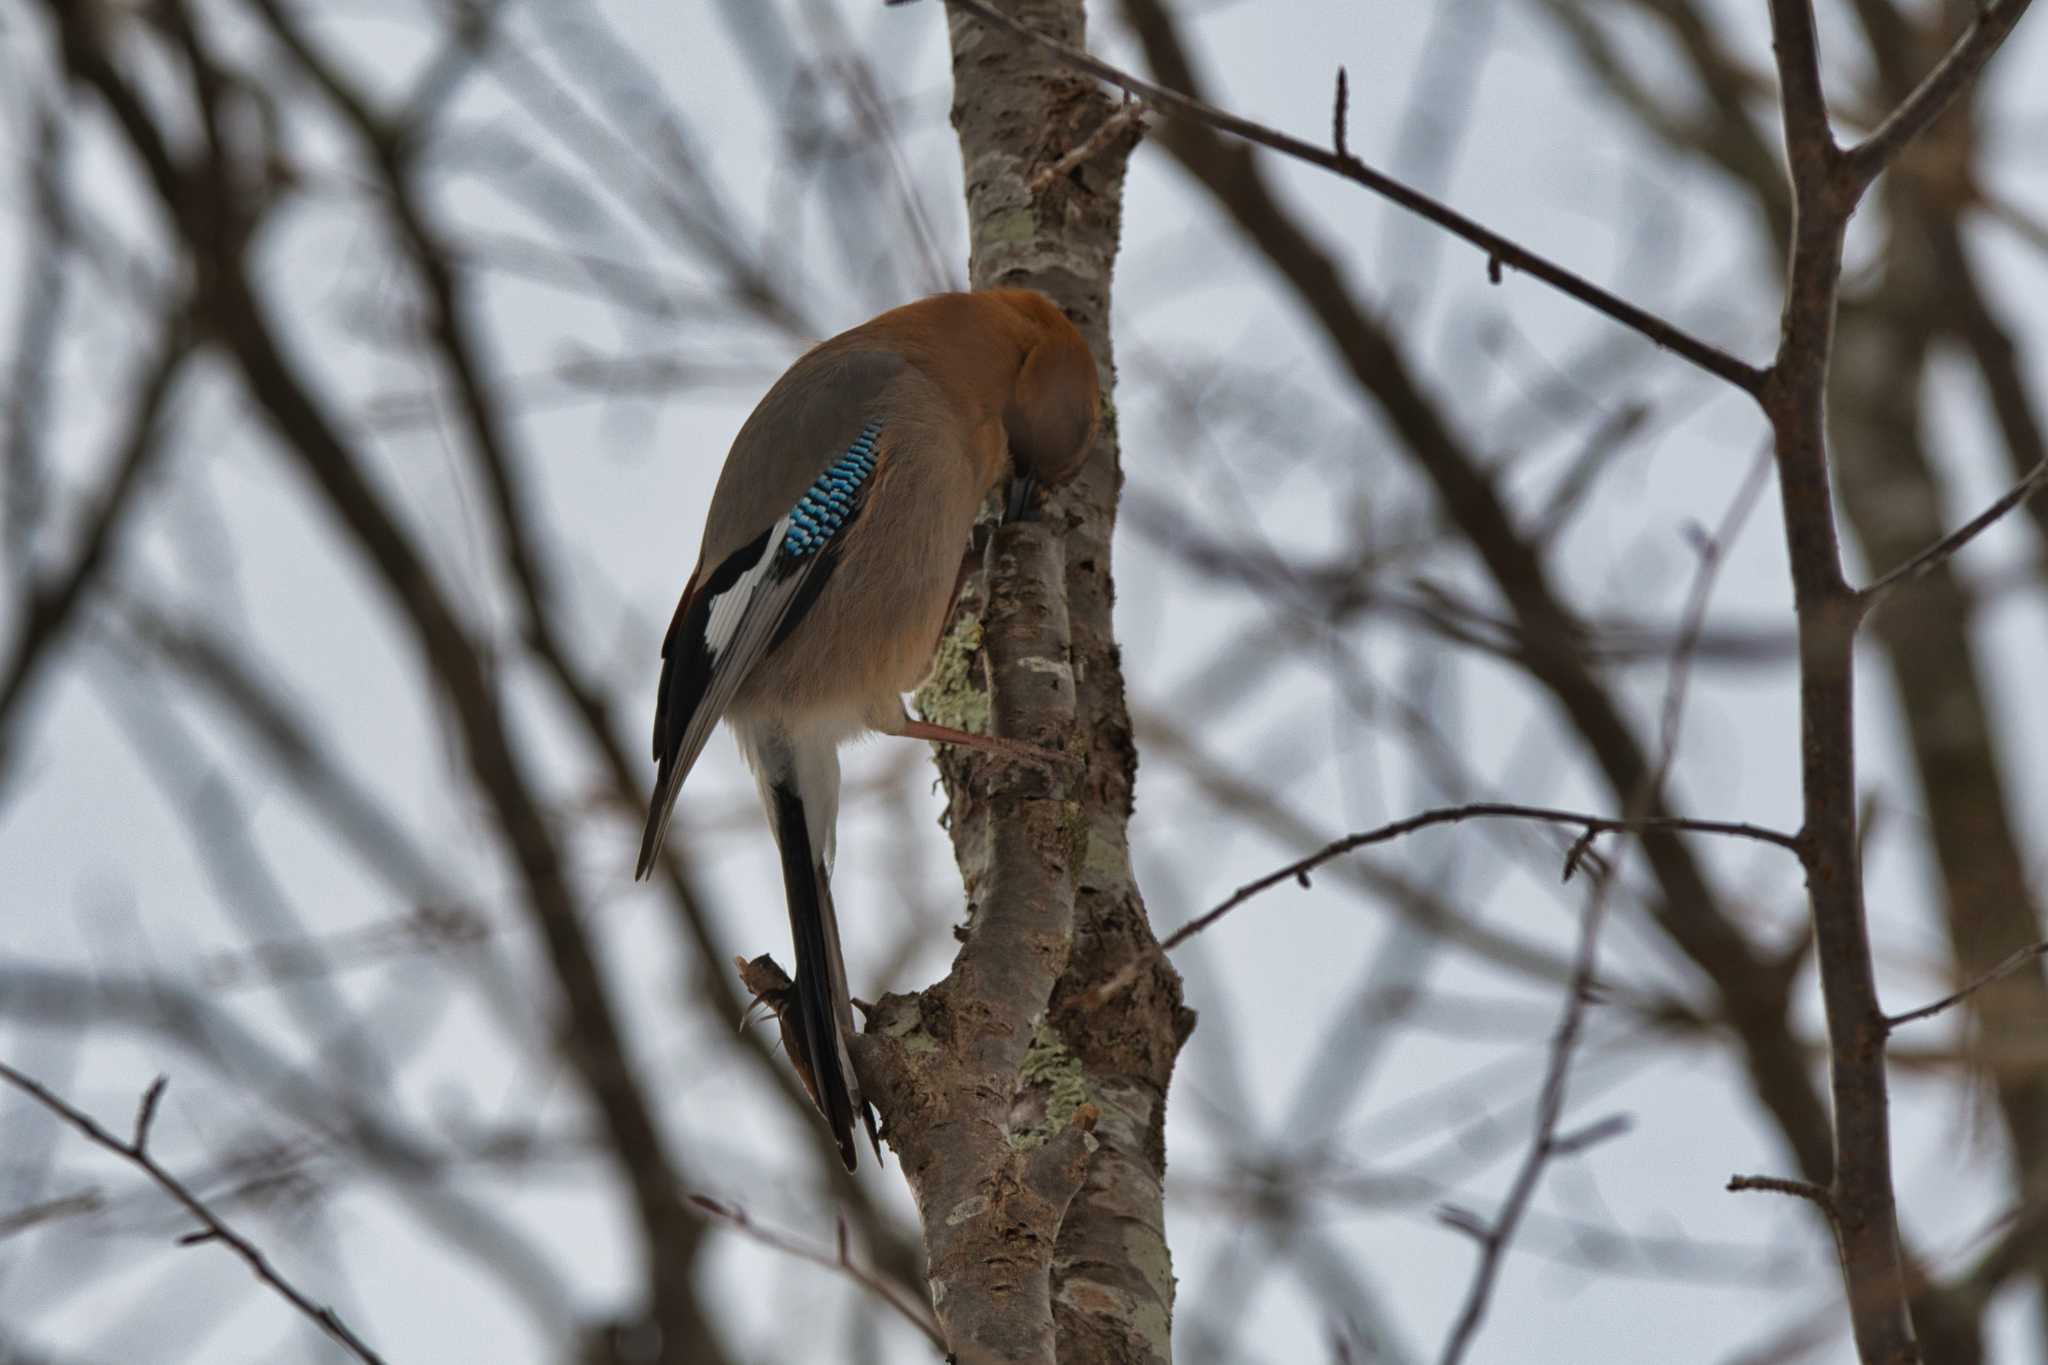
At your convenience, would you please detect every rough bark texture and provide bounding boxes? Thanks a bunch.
[850,3,1188,1362]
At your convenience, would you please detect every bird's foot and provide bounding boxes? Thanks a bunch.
[892,717,1077,775]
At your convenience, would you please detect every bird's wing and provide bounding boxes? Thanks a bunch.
[635,417,886,878]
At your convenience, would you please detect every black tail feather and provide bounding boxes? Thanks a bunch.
[767,780,869,1169]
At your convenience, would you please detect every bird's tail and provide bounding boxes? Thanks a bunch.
[764,775,875,1170]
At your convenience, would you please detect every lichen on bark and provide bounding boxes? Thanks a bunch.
[1011,1021,1094,1150]
[914,612,990,737]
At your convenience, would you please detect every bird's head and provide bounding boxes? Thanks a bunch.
[986,289,1101,518]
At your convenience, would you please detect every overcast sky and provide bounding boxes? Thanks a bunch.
[4,0,2047,1362]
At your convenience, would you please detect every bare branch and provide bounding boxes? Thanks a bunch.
[1887,941,2048,1031]
[1030,97,1150,191]
[0,302,190,787]
[131,1075,168,1150]
[1656,445,1776,777]
[1858,459,2048,616]
[1436,430,1770,1365]
[1434,877,1610,1365]
[1842,0,2036,195]
[1090,803,1801,1003]
[3,99,69,564]
[1117,0,1845,1207]
[0,1065,390,1365]
[0,959,578,1329]
[924,0,1766,392]
[1763,0,1836,159]
[0,1190,103,1240]
[233,2,929,1299]
[1331,66,1350,160]
[687,1196,945,1353]
[1757,0,1958,1352]
[1547,1113,1633,1158]
[39,10,732,1356]
[1728,1173,1837,1214]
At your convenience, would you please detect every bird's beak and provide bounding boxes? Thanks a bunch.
[1004,473,1039,524]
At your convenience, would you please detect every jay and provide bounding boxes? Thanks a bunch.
[636,290,1100,1168]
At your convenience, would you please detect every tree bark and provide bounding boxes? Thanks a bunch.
[850,3,1190,1362]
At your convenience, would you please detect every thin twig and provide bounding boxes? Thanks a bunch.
[1435,435,1771,1365]
[0,1064,390,1365]
[1656,445,1775,777]
[923,0,1765,392]
[1088,803,1800,1003]
[3,99,69,566]
[687,1195,945,1352]
[1886,940,2048,1030]
[1553,446,1770,874]
[1547,1113,1633,1158]
[1557,444,1773,885]
[0,302,190,786]
[1727,1173,1836,1213]
[0,1189,103,1239]
[1841,0,2036,195]
[1857,458,2048,616]
[1434,875,1610,1365]
[1331,66,1349,159]
[1030,97,1149,190]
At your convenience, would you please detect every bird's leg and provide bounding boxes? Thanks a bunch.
[889,714,1075,772]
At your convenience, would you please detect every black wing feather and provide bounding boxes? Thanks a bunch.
[635,446,878,879]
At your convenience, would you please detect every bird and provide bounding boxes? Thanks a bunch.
[635,289,1100,1169]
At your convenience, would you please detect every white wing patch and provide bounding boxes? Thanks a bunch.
[638,424,882,881]
[702,509,799,662]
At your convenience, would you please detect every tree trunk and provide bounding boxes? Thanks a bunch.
[850,3,1191,1362]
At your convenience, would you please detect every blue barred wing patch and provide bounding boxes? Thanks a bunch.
[781,423,880,560]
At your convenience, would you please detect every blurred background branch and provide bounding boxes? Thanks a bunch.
[1,0,2043,1362]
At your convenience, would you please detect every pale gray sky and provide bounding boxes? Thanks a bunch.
[3,0,2046,1362]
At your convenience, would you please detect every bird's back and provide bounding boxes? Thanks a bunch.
[693,346,912,575]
